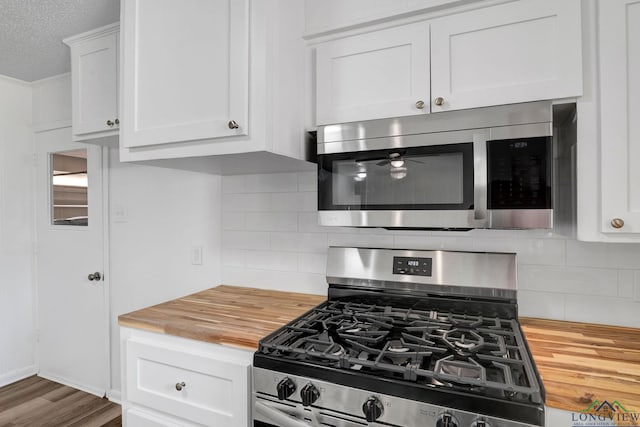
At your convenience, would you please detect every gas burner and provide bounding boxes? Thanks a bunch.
[388,339,410,353]
[448,313,483,328]
[442,329,485,356]
[336,320,390,344]
[434,355,486,384]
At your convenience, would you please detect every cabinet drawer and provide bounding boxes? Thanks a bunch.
[126,339,250,426]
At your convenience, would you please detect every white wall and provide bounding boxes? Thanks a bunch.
[0,75,36,386]
[221,172,640,328]
[108,152,222,393]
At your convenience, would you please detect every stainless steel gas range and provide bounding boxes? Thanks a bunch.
[253,247,545,427]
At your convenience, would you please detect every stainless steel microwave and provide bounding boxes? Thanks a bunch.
[317,101,573,230]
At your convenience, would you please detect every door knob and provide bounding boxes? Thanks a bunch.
[106,120,114,127]
[415,100,425,110]
[434,97,445,106]
[88,272,102,281]
[228,120,239,129]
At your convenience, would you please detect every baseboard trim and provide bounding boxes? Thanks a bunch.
[107,389,122,404]
[37,371,105,398]
[0,365,38,388]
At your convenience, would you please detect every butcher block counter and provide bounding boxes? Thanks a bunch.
[118,285,324,351]
[119,286,640,414]
[520,317,640,414]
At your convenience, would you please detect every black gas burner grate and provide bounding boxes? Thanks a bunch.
[258,300,543,404]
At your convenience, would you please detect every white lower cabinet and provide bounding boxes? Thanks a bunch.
[121,327,253,427]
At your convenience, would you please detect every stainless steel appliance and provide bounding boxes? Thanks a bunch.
[317,101,573,230]
[253,247,545,427]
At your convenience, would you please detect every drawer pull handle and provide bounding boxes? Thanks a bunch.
[175,382,186,391]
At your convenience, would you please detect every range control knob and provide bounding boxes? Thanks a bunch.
[300,383,320,406]
[362,396,384,422]
[436,413,459,427]
[472,421,491,427]
[276,377,296,400]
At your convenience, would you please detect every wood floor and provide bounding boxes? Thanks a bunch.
[0,376,121,427]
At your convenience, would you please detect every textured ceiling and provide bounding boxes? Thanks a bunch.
[0,0,120,82]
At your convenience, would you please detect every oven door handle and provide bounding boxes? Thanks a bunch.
[255,401,313,427]
[473,132,489,223]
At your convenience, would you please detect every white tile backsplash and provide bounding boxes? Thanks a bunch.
[221,172,640,327]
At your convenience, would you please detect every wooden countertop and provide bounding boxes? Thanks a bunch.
[118,285,325,351]
[119,288,640,414]
[520,317,640,414]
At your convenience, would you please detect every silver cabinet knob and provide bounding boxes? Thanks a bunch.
[115,118,120,125]
[175,382,186,391]
[106,120,114,127]
[228,120,239,129]
[415,100,425,110]
[434,97,445,106]
[611,218,625,229]
[88,272,102,281]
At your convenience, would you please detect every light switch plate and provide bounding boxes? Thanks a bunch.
[113,204,128,223]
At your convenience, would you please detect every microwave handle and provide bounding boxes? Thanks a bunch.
[473,134,488,223]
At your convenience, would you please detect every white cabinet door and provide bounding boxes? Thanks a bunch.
[121,0,249,148]
[316,22,430,125]
[431,0,582,112]
[123,330,252,427]
[599,0,640,234]
[67,25,119,139]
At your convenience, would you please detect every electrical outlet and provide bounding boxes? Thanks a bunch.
[191,246,203,265]
[113,204,128,223]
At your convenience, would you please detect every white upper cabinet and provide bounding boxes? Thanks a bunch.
[64,24,119,142]
[599,0,640,235]
[316,23,430,125]
[430,0,582,112]
[120,0,248,148]
[314,0,583,125]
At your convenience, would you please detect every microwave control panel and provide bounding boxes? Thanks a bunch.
[393,257,432,276]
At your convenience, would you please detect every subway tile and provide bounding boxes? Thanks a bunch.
[269,232,300,252]
[221,175,245,194]
[245,250,298,271]
[565,240,618,268]
[221,249,247,268]
[222,193,270,212]
[614,245,640,269]
[299,191,317,211]
[517,290,565,319]
[245,173,298,193]
[564,294,640,328]
[297,171,317,191]
[270,193,302,212]
[518,265,616,296]
[221,212,245,230]
[328,233,394,248]
[222,266,327,295]
[298,253,327,274]
[298,233,329,253]
[393,234,473,251]
[245,212,298,231]
[618,270,635,298]
[221,231,270,250]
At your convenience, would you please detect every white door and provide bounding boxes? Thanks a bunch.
[430,0,582,112]
[120,0,249,148]
[35,127,108,396]
[316,21,430,125]
[599,0,640,234]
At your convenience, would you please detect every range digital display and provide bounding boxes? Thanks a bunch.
[393,256,432,276]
